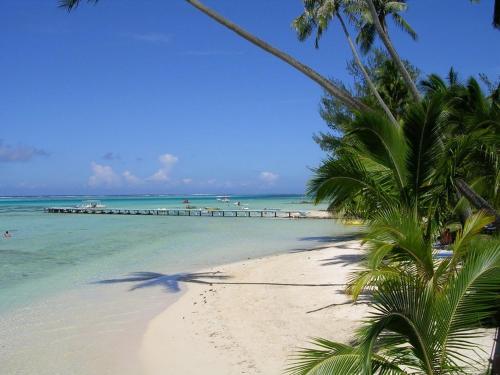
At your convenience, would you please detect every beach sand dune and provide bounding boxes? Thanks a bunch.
[141,240,369,374]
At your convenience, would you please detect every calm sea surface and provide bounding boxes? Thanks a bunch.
[0,195,356,313]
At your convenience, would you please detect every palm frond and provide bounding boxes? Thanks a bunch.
[346,265,402,300]
[292,0,338,48]
[403,94,446,204]
[292,13,316,42]
[348,111,408,190]
[359,277,435,374]
[419,74,447,95]
[356,23,376,55]
[286,337,408,374]
[286,339,362,374]
[58,0,98,11]
[362,207,435,279]
[390,12,417,40]
[307,150,396,217]
[435,240,500,370]
[451,210,495,258]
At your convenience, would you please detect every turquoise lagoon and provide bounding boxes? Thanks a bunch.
[0,195,361,374]
[0,195,356,313]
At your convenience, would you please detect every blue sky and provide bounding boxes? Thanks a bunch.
[0,0,498,195]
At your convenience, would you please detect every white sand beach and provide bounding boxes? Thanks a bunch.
[2,237,494,375]
[140,239,370,374]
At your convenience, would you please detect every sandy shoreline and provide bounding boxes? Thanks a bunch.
[140,239,369,374]
[2,236,493,374]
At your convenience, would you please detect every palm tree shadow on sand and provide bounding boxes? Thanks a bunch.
[95,271,230,293]
[289,233,363,253]
[95,271,343,294]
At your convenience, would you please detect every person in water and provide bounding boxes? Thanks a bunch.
[3,230,11,239]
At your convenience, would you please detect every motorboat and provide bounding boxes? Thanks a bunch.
[76,200,106,209]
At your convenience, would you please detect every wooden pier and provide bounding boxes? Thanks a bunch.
[44,207,308,219]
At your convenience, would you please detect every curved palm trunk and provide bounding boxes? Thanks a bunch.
[455,189,473,225]
[365,0,421,101]
[494,0,500,29]
[455,178,500,229]
[337,14,398,126]
[185,0,371,113]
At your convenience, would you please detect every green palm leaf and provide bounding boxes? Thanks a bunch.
[286,337,408,374]
[434,240,500,371]
[307,150,396,216]
[403,94,447,204]
[348,111,408,190]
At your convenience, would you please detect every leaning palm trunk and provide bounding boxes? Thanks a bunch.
[337,14,398,126]
[365,0,421,101]
[494,0,500,29]
[455,178,500,229]
[185,0,370,113]
[455,188,473,225]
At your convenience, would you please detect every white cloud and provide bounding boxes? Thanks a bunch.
[149,169,169,182]
[88,162,121,188]
[159,153,178,166]
[148,153,178,182]
[182,178,192,184]
[259,171,279,184]
[0,140,49,162]
[122,170,141,185]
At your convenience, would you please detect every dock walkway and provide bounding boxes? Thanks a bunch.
[44,207,308,218]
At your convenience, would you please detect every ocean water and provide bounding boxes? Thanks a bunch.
[0,195,355,313]
[0,194,362,374]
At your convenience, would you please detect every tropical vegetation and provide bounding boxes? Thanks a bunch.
[287,212,500,374]
[308,72,499,225]
[288,1,500,374]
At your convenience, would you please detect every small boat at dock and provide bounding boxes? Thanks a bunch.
[76,200,106,209]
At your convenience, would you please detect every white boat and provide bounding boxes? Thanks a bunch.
[216,195,230,203]
[76,200,106,209]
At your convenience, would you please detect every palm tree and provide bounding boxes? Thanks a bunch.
[287,212,500,374]
[307,74,499,373]
[309,74,499,226]
[308,91,447,220]
[292,0,405,126]
[422,74,500,227]
[362,0,420,101]
[311,0,420,101]
[496,0,500,28]
[314,49,419,151]
[344,0,417,55]
[347,209,495,300]
[58,0,369,113]
[471,0,500,29]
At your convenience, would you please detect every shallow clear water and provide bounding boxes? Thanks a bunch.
[0,195,355,313]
